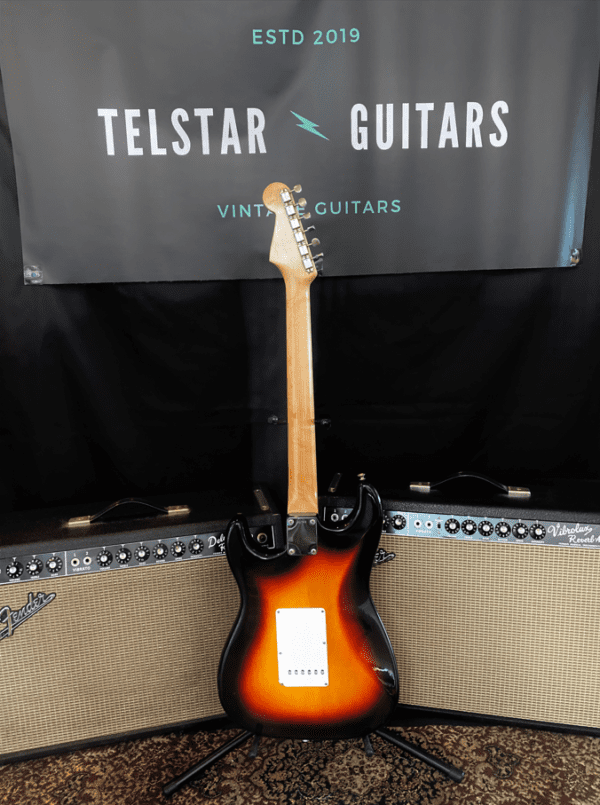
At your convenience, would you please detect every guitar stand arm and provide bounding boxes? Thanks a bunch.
[162,730,253,798]
[374,728,465,783]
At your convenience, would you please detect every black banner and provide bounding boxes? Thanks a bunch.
[1,0,599,283]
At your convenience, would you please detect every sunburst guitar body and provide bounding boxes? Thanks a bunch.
[218,182,398,741]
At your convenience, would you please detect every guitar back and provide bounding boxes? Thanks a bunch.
[218,481,398,740]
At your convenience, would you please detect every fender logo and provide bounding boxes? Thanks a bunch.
[373,548,396,566]
[0,591,56,642]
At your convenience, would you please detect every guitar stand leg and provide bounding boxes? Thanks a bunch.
[374,728,465,783]
[248,734,261,758]
[162,730,254,798]
[363,734,375,757]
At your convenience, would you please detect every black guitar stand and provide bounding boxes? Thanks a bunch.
[162,726,464,798]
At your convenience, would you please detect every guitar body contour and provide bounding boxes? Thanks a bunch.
[218,481,398,740]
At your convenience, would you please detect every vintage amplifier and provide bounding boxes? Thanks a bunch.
[323,475,600,735]
[0,489,281,762]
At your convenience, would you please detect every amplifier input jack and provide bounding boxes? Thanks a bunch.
[330,512,340,522]
[256,532,268,544]
[71,557,80,568]
[83,555,93,566]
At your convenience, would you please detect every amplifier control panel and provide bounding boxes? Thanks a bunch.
[0,525,273,586]
[324,507,600,550]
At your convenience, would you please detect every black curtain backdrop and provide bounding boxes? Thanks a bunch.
[1,66,600,516]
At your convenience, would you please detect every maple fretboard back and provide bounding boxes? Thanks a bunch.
[263,182,319,516]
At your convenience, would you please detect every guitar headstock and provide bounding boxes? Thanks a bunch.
[263,182,323,286]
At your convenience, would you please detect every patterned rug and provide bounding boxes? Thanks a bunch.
[1,723,599,805]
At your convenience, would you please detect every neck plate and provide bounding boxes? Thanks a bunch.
[286,515,318,557]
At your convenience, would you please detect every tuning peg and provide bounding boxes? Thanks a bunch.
[301,211,311,220]
[293,184,302,193]
[309,238,320,247]
[304,225,316,233]
[297,197,307,207]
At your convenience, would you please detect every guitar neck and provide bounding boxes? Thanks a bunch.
[285,276,319,516]
[261,181,321,520]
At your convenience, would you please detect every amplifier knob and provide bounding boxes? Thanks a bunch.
[27,558,44,576]
[189,539,204,555]
[97,550,113,567]
[496,522,511,537]
[530,524,546,540]
[7,561,23,579]
[513,523,528,539]
[135,546,150,562]
[382,516,391,532]
[46,556,63,573]
[116,548,131,564]
[478,521,493,536]
[171,541,186,558]
[461,519,477,535]
[391,515,406,530]
[445,518,460,534]
[153,543,168,560]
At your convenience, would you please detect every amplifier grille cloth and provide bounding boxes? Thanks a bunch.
[1,559,239,755]
[371,536,600,729]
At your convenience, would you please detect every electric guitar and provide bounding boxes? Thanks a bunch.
[218,182,399,741]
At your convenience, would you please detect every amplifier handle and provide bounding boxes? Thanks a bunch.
[66,498,190,528]
[410,472,530,499]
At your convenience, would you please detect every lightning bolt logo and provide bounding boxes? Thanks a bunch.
[290,111,329,140]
